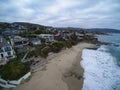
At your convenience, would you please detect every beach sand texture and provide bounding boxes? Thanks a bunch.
[13,43,94,90]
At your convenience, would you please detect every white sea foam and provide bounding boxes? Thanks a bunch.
[81,46,120,90]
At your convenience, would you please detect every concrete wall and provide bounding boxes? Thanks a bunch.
[0,72,31,88]
[0,78,16,88]
[9,72,31,85]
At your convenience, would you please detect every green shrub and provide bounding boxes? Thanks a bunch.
[35,43,46,50]
[65,40,72,48]
[39,38,46,43]
[40,46,51,57]
[51,41,66,53]
[29,42,34,47]
[28,43,47,57]
[28,50,39,57]
[0,60,30,80]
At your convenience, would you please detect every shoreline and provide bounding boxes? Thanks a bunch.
[62,43,95,90]
[62,48,84,90]
[13,42,95,90]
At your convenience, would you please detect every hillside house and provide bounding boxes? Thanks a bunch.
[10,36,28,48]
[38,34,54,43]
[0,42,15,65]
[29,38,41,45]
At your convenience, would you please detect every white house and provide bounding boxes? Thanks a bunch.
[75,32,84,40]
[0,42,15,65]
[10,36,29,48]
[38,34,54,43]
[29,38,41,45]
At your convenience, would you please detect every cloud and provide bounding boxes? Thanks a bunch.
[44,0,81,14]
[0,0,120,29]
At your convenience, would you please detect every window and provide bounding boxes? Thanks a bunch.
[7,52,11,56]
[4,46,11,51]
[1,54,4,58]
[0,48,4,52]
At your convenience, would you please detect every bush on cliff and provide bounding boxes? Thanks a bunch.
[40,46,51,57]
[51,41,66,53]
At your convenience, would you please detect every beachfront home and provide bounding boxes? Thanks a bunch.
[54,34,62,41]
[29,38,41,45]
[54,31,70,40]
[0,42,15,65]
[38,34,54,43]
[10,36,29,48]
[75,32,84,40]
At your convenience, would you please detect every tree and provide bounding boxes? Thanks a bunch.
[39,38,46,43]
[65,40,72,48]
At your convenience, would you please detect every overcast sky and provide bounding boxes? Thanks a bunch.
[0,0,120,29]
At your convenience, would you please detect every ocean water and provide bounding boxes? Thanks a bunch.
[81,33,120,90]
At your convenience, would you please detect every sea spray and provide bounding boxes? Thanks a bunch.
[81,46,120,90]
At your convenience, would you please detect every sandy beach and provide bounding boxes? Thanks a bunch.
[13,42,95,90]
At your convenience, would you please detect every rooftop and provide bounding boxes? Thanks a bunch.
[38,34,53,36]
[0,42,11,48]
[0,35,3,38]
[13,36,28,42]
[29,38,40,42]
